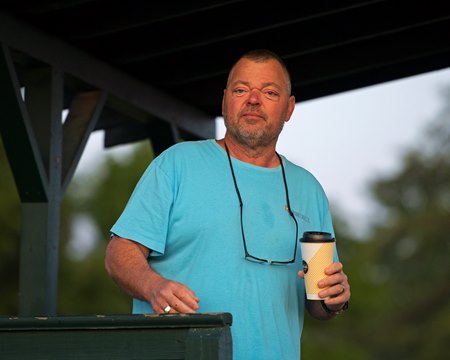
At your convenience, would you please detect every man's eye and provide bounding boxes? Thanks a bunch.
[264,90,279,98]
[233,88,247,96]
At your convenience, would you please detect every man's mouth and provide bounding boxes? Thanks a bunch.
[241,111,264,120]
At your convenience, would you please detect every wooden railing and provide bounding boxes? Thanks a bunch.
[0,312,232,359]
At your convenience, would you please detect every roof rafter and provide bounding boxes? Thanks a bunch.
[0,11,215,140]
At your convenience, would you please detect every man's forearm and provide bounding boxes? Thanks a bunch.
[105,236,158,302]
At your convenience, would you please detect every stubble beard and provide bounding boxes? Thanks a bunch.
[224,115,285,150]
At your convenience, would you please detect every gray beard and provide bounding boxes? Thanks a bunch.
[231,122,284,149]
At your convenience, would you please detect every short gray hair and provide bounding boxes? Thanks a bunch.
[227,49,292,95]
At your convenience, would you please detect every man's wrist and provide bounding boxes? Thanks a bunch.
[321,300,349,316]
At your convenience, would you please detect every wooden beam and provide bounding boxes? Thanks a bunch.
[62,90,107,193]
[0,11,215,140]
[0,44,48,202]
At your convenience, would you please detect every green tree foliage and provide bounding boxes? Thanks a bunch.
[363,89,450,359]
[302,88,450,359]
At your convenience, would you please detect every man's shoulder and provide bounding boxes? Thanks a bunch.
[153,139,218,168]
[282,157,328,194]
[283,157,318,180]
[162,139,214,155]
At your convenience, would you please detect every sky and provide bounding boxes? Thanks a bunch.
[76,66,450,236]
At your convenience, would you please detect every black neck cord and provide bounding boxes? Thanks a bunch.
[223,141,298,261]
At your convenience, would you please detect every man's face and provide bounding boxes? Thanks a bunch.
[222,58,295,149]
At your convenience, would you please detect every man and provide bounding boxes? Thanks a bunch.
[105,49,350,359]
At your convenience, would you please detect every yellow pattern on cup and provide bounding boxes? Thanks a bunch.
[304,242,334,299]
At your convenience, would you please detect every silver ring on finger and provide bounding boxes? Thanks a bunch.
[163,305,171,314]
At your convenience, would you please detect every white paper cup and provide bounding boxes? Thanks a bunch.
[300,231,335,300]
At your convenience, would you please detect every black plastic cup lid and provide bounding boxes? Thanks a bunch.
[300,231,335,243]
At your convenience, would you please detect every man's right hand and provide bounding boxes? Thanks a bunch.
[105,236,199,314]
[147,273,200,314]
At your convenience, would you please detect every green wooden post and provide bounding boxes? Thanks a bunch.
[0,44,64,316]
[19,66,64,316]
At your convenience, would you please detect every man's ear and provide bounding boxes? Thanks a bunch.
[285,95,296,122]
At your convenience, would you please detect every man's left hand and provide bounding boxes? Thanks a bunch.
[298,261,350,312]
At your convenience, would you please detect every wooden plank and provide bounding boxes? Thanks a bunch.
[0,314,232,360]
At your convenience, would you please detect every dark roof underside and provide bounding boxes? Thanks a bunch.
[1,0,450,146]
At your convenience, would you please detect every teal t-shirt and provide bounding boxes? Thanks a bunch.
[111,139,335,360]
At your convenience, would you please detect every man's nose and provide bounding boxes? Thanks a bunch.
[247,88,262,104]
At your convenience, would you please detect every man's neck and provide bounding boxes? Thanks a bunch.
[216,137,280,168]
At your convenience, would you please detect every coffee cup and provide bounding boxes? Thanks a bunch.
[300,231,335,300]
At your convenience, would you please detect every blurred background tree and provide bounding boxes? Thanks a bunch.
[302,87,450,359]
[361,88,450,359]
[0,88,448,359]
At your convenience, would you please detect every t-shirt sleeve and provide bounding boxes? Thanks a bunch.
[110,159,173,256]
